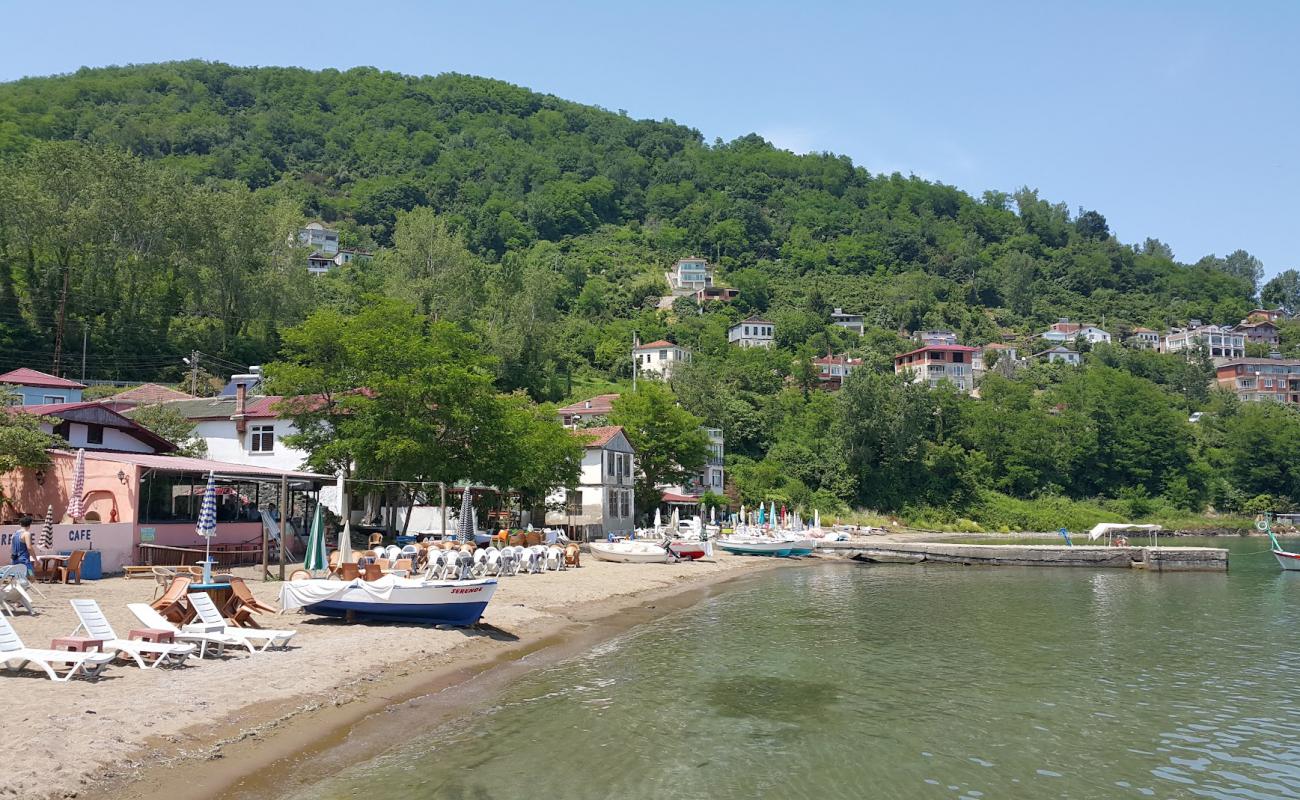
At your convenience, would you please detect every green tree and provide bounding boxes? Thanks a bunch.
[609,382,710,513]
[128,404,209,458]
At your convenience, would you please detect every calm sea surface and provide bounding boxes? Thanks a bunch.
[282,537,1300,799]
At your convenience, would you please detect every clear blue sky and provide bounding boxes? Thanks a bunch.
[3,1,1296,277]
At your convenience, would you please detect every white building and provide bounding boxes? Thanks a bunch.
[915,330,958,347]
[1125,327,1160,349]
[634,340,691,379]
[12,402,176,454]
[296,222,339,255]
[1035,345,1081,366]
[669,257,713,291]
[830,308,865,335]
[728,317,775,348]
[1041,320,1110,344]
[1163,324,1245,360]
[545,426,636,539]
[154,383,309,472]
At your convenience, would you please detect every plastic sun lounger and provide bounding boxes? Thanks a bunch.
[185,593,296,652]
[69,599,196,669]
[127,603,250,658]
[0,614,113,682]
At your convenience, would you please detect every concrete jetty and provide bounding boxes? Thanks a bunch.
[825,541,1228,572]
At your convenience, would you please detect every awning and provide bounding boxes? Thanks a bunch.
[61,450,330,482]
[1087,523,1162,541]
[661,492,701,504]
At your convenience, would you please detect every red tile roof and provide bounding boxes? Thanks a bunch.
[573,425,625,448]
[634,340,677,350]
[557,394,619,416]
[813,355,863,366]
[107,383,194,405]
[0,368,86,389]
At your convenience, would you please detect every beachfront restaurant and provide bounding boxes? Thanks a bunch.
[0,450,328,576]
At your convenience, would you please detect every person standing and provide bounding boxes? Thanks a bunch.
[10,515,35,576]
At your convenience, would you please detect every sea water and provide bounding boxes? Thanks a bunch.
[281,538,1300,799]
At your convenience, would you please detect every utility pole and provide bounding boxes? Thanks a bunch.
[632,331,639,392]
[278,473,288,581]
[440,482,447,537]
[190,350,199,395]
[52,266,70,376]
[80,326,88,383]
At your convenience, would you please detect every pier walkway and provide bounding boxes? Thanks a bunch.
[821,541,1228,572]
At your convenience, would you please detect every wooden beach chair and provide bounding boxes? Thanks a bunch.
[362,563,383,582]
[150,576,192,623]
[339,562,360,581]
[224,577,280,629]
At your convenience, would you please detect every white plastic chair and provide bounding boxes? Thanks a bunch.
[0,565,35,616]
[185,593,296,652]
[69,599,195,668]
[127,603,246,658]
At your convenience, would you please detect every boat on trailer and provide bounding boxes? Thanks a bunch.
[279,575,497,626]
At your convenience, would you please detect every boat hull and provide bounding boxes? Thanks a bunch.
[718,540,794,557]
[667,540,707,560]
[589,542,670,563]
[285,578,497,626]
[1275,549,1300,571]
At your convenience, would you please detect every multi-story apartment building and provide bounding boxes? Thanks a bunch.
[545,426,636,538]
[1215,357,1300,405]
[894,345,977,392]
[669,257,713,291]
[812,354,863,389]
[1163,324,1246,360]
[1233,320,1280,347]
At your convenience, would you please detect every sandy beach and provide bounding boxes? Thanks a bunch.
[2,552,783,800]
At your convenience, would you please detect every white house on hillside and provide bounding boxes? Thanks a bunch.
[1035,345,1081,366]
[728,317,775,348]
[545,426,636,539]
[1041,320,1110,344]
[830,308,865,335]
[1163,324,1245,360]
[297,222,339,255]
[152,383,309,472]
[634,340,691,379]
[669,257,713,291]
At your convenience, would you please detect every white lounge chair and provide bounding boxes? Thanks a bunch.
[0,565,35,616]
[127,603,248,657]
[69,599,196,668]
[0,614,113,682]
[186,593,296,652]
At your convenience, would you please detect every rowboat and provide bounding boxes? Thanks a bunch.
[667,539,708,560]
[717,539,794,557]
[589,540,671,564]
[779,537,816,556]
[1258,514,1300,572]
[278,576,497,626]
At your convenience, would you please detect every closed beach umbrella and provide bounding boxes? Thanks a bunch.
[196,471,218,582]
[337,475,352,564]
[670,506,679,532]
[38,504,53,550]
[814,509,821,531]
[769,502,777,528]
[456,489,474,543]
[653,507,661,534]
[67,448,85,522]
[304,502,327,575]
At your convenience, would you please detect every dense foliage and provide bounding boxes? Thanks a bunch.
[0,61,1296,524]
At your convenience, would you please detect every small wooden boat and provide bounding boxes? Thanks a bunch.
[1258,514,1300,571]
[667,539,707,560]
[589,540,671,564]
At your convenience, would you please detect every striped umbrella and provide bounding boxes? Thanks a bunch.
[67,448,85,522]
[196,472,218,583]
[303,502,327,575]
[38,504,54,550]
[456,490,474,543]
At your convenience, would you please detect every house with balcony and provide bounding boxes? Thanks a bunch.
[1215,357,1300,405]
[1233,320,1280,347]
[668,257,713,292]
[296,222,339,255]
[1162,324,1245,360]
[813,354,863,389]
[1125,327,1161,349]
[1246,308,1288,323]
[831,308,865,336]
[694,286,739,305]
[728,318,775,348]
[973,343,1018,374]
[545,426,636,539]
[144,380,309,472]
[634,340,691,379]
[0,368,86,406]
[1040,320,1110,344]
[894,345,977,393]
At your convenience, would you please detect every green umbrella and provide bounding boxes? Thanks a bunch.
[303,502,327,575]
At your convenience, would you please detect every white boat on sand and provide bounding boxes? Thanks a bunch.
[589,540,671,564]
[279,575,496,626]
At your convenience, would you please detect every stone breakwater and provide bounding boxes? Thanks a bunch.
[823,541,1228,572]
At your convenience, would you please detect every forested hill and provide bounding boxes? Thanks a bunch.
[0,60,1278,384]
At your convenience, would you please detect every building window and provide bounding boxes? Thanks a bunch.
[86,424,104,445]
[42,395,66,404]
[619,490,629,518]
[53,420,70,440]
[250,424,275,453]
[607,451,615,477]
[566,490,582,515]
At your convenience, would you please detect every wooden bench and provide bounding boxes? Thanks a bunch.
[122,566,154,579]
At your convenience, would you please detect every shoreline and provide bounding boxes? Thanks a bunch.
[55,555,793,800]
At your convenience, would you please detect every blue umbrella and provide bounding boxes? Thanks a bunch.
[196,471,218,583]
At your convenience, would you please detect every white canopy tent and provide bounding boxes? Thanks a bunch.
[1087,523,1163,547]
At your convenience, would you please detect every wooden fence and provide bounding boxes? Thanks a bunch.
[137,543,267,569]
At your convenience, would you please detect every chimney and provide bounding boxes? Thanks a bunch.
[233,381,248,433]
